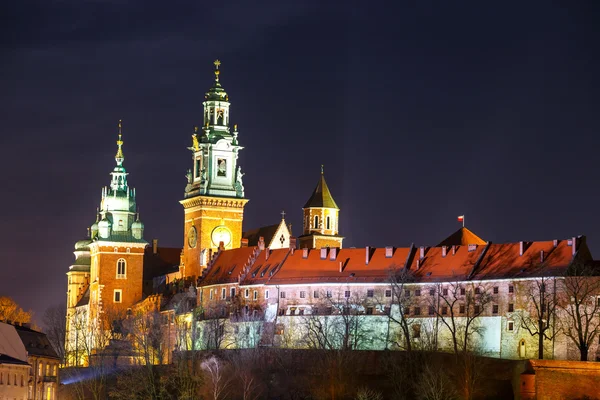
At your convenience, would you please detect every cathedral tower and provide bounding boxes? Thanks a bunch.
[180,61,248,278]
[87,122,147,322]
[298,167,344,249]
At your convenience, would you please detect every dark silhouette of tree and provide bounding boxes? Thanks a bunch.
[560,262,600,361]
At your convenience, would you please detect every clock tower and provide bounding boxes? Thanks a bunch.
[180,60,248,278]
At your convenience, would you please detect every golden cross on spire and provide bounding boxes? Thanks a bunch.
[321,164,324,175]
[116,119,124,161]
[214,59,221,81]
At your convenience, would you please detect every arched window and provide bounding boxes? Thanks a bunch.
[305,215,309,230]
[116,258,126,278]
[326,216,331,230]
[314,215,319,229]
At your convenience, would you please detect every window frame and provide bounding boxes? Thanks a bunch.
[114,289,123,303]
[116,258,127,279]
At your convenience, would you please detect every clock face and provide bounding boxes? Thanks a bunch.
[188,226,197,248]
[211,225,232,247]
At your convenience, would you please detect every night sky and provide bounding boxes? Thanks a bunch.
[2,1,599,321]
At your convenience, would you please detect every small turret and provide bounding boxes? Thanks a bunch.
[90,210,100,239]
[98,215,112,239]
[131,213,144,240]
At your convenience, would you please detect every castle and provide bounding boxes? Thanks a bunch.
[65,61,600,366]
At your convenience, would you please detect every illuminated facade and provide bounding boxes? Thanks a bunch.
[180,60,249,279]
[64,60,600,366]
[65,123,147,366]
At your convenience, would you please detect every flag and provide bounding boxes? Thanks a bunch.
[457,215,464,222]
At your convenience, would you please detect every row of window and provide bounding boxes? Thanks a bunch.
[205,284,518,303]
[37,361,58,377]
[208,288,271,301]
[305,215,335,230]
[280,305,387,316]
[0,372,25,386]
[402,303,514,316]
[403,285,514,297]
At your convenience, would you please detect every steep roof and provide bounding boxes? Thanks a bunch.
[201,247,260,286]
[14,324,60,360]
[195,237,587,287]
[243,225,279,247]
[268,247,412,285]
[0,322,28,362]
[303,174,339,209]
[144,247,181,280]
[437,227,486,247]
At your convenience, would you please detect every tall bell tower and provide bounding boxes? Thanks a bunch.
[180,60,249,278]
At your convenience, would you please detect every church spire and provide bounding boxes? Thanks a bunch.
[110,120,128,192]
[115,119,124,166]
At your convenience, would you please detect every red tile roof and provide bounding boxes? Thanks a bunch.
[267,247,412,285]
[201,246,260,286]
[196,236,592,287]
[437,227,486,247]
[408,244,487,282]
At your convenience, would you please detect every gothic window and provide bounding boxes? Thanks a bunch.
[314,215,319,229]
[326,216,331,230]
[221,288,226,299]
[230,288,236,298]
[265,290,269,299]
[253,290,258,300]
[245,289,250,298]
[305,215,309,230]
[116,259,126,279]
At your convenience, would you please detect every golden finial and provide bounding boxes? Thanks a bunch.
[321,164,324,175]
[214,59,221,81]
[116,119,124,162]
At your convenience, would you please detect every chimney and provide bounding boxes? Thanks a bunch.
[152,239,158,254]
[552,239,558,247]
[241,238,249,248]
[365,246,371,265]
[385,246,393,258]
[442,246,447,257]
[258,236,265,251]
[416,259,421,270]
[452,245,456,255]
[290,247,295,255]
[289,237,297,249]
[329,247,337,260]
[572,236,577,256]
[302,248,309,259]
[339,261,344,273]
[321,248,328,260]
[419,246,425,260]
[540,250,545,263]
[519,241,524,256]
[219,241,225,251]
[265,248,271,260]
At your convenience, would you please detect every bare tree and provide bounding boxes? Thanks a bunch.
[171,298,204,399]
[227,349,264,400]
[201,356,231,400]
[415,362,456,400]
[43,303,66,364]
[301,287,369,400]
[387,266,416,351]
[559,262,600,361]
[428,279,493,356]
[517,270,559,359]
